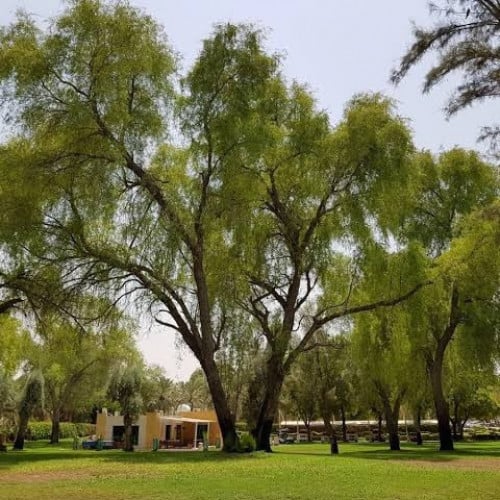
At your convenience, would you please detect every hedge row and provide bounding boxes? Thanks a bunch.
[27,422,96,440]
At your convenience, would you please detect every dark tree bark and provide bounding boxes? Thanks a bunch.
[13,414,29,450]
[383,403,401,451]
[320,407,339,454]
[376,412,384,442]
[451,400,459,440]
[330,434,339,454]
[429,357,454,451]
[0,298,23,314]
[123,412,134,452]
[201,356,239,452]
[50,408,61,444]
[0,433,7,452]
[340,406,347,442]
[13,375,43,451]
[379,388,403,451]
[305,422,311,442]
[414,407,423,445]
[251,356,286,452]
[426,286,460,452]
[458,418,468,440]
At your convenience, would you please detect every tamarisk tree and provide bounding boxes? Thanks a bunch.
[404,149,498,451]
[0,1,432,453]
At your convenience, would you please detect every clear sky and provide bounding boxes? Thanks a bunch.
[1,0,496,379]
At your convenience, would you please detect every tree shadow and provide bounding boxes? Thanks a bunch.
[1,442,498,472]
[0,447,263,471]
[275,442,500,462]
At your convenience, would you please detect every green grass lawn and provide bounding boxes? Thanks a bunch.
[0,440,499,499]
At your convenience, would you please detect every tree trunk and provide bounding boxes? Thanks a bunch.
[321,410,339,454]
[377,412,383,442]
[330,434,339,454]
[252,392,280,452]
[340,406,347,442]
[414,408,423,445]
[0,433,7,452]
[13,413,29,450]
[458,418,467,440]
[451,419,458,440]
[305,422,311,442]
[429,357,454,451]
[201,356,238,452]
[428,285,459,451]
[382,400,401,451]
[123,413,134,452]
[450,399,459,440]
[252,360,286,452]
[50,408,61,444]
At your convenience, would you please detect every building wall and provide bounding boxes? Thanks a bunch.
[179,410,221,446]
[96,412,148,449]
[145,412,161,450]
[96,409,222,449]
[95,411,106,439]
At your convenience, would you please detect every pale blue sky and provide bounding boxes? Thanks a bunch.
[1,0,496,379]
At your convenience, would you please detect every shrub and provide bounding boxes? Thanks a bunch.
[75,423,96,437]
[238,432,256,453]
[27,421,96,440]
[27,421,52,440]
[235,422,248,432]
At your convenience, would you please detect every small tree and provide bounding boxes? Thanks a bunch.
[283,350,319,442]
[446,330,499,439]
[402,150,498,451]
[13,371,44,450]
[353,308,413,451]
[0,371,16,451]
[107,365,144,452]
[180,369,212,411]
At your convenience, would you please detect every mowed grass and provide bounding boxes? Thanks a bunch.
[0,440,499,499]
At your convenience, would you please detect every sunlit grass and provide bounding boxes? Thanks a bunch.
[1,440,499,499]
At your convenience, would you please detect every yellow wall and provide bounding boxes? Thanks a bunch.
[95,410,222,449]
[95,411,106,438]
[182,422,196,447]
[145,412,161,450]
[179,410,222,446]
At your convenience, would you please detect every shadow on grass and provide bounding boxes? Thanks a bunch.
[1,441,498,472]
[0,445,265,471]
[275,442,500,462]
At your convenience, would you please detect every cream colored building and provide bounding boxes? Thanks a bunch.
[96,409,221,450]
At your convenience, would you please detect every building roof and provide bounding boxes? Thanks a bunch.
[160,416,215,424]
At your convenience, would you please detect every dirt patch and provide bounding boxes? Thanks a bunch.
[1,467,161,484]
[1,469,96,483]
[390,458,500,471]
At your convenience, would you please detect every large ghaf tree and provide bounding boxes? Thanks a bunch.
[0,1,426,453]
[234,92,426,451]
[0,1,243,451]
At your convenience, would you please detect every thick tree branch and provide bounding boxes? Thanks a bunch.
[0,297,23,314]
